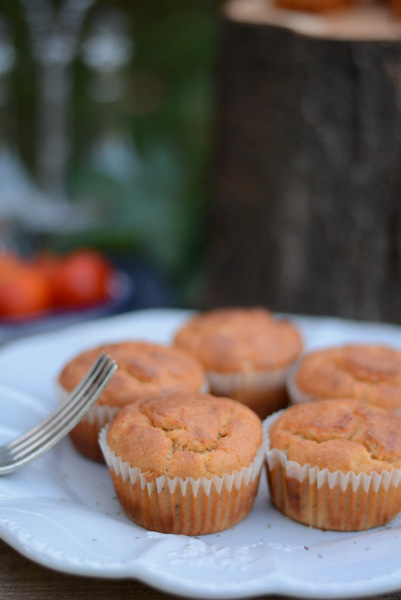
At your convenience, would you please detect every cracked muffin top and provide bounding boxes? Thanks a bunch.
[173,307,302,373]
[269,398,401,475]
[106,393,263,479]
[58,341,205,407]
[292,344,401,412]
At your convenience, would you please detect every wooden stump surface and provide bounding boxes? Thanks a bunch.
[204,0,401,323]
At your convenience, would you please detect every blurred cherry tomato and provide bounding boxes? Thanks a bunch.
[51,249,114,309]
[0,263,52,320]
[0,251,23,276]
[34,251,61,290]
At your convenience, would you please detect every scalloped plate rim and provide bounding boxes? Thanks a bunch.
[2,309,401,598]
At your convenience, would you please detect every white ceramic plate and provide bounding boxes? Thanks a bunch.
[2,308,401,599]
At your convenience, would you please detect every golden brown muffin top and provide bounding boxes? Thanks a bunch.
[106,392,263,480]
[294,344,401,412]
[174,307,302,373]
[58,341,205,407]
[269,398,401,475]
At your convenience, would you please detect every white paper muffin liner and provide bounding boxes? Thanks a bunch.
[208,368,289,419]
[262,411,401,531]
[285,358,315,405]
[99,425,265,534]
[209,369,286,395]
[56,382,119,423]
[57,381,119,461]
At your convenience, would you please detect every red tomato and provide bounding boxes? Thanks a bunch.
[51,249,114,309]
[34,251,61,294]
[0,251,23,276]
[0,263,52,320]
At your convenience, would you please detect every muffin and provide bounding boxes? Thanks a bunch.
[264,398,401,531]
[274,0,357,13]
[391,0,401,16]
[57,340,206,462]
[287,344,401,414]
[173,307,303,419]
[99,392,264,535]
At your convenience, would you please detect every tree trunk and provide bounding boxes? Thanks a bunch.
[203,0,401,323]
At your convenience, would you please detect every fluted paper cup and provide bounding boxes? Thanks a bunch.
[263,412,401,531]
[99,425,264,535]
[285,359,316,405]
[208,368,289,419]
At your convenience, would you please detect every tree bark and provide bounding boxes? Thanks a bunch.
[204,0,401,323]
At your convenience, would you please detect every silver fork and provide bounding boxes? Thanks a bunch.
[0,352,117,475]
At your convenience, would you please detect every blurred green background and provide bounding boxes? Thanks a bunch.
[0,0,223,306]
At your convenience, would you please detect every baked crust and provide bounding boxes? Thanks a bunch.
[106,392,263,480]
[293,344,401,412]
[58,341,205,407]
[174,307,302,373]
[274,0,357,13]
[269,398,401,475]
[392,0,401,16]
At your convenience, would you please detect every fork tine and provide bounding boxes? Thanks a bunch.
[5,361,117,463]
[60,352,109,402]
[0,359,117,473]
[5,358,116,458]
[6,353,111,452]
[5,355,116,456]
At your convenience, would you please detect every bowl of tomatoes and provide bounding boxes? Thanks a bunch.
[0,248,133,341]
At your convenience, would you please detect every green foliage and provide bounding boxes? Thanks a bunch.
[1,0,223,303]
[80,2,220,300]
